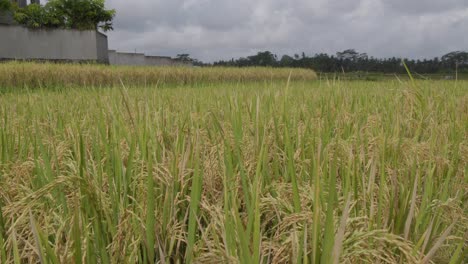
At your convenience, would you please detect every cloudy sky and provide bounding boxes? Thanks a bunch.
[104,0,468,62]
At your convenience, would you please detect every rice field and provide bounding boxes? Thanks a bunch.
[0,63,467,263]
[0,62,316,89]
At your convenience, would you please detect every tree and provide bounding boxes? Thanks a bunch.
[209,49,468,75]
[336,49,368,61]
[13,0,115,31]
[48,0,115,31]
[13,3,57,28]
[336,49,359,61]
[279,55,294,67]
[0,0,11,12]
[441,51,468,68]
[247,51,277,66]
[176,54,194,62]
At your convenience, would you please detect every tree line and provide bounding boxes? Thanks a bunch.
[207,50,468,74]
[2,0,466,74]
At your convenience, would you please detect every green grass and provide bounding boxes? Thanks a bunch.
[0,69,466,263]
[318,72,468,81]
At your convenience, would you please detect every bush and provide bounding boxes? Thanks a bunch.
[0,0,11,12]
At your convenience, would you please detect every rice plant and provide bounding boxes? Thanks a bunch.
[0,62,316,90]
[0,65,466,263]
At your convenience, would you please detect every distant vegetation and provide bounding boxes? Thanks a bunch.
[211,50,468,74]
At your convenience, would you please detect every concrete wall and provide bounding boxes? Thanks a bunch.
[0,24,188,66]
[109,51,193,67]
[145,56,192,66]
[0,11,14,25]
[145,56,175,66]
[96,32,109,63]
[0,25,109,63]
[108,50,146,66]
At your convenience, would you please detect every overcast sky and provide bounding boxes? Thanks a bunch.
[104,0,468,62]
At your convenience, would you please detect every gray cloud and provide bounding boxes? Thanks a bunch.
[383,0,467,14]
[105,0,468,61]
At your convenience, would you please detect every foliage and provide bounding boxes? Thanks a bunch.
[13,0,115,31]
[13,4,63,29]
[0,0,11,12]
[47,0,115,31]
[175,54,194,62]
[336,49,368,61]
[213,50,468,74]
[441,51,468,67]
[247,51,277,66]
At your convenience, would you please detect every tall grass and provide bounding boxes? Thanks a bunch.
[0,71,466,263]
[0,62,316,90]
